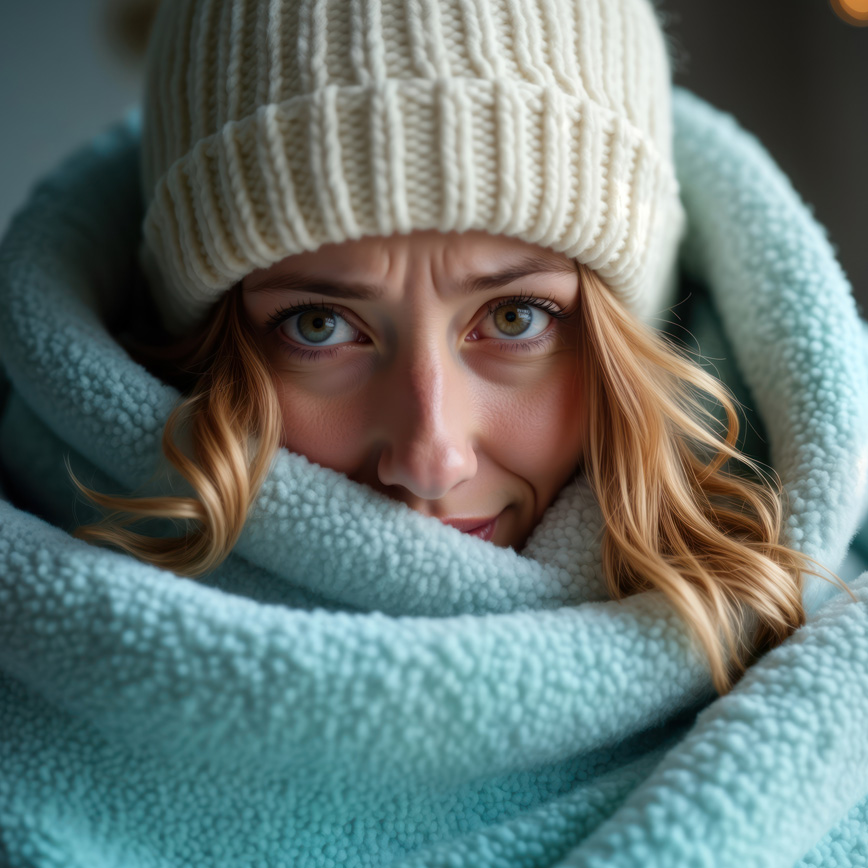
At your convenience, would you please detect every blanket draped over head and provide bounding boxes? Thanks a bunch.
[2,88,868,868]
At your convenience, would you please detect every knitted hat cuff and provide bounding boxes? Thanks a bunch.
[143,77,685,336]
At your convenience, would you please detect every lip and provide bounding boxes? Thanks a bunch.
[439,513,501,542]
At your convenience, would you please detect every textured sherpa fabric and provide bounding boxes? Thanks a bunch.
[0,88,868,867]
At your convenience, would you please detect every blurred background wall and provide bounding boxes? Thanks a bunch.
[0,0,143,235]
[663,0,868,312]
[1,0,866,308]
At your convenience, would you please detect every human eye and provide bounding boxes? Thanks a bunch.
[474,294,569,344]
[265,302,368,359]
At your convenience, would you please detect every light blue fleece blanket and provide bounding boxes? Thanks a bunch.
[1,88,868,867]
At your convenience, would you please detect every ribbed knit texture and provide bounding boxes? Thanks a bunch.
[140,0,686,335]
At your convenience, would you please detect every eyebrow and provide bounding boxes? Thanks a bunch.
[245,254,577,299]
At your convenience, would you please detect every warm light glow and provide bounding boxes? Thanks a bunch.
[831,0,868,25]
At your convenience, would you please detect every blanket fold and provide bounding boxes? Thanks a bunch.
[1,87,868,868]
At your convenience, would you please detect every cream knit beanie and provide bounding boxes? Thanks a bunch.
[140,0,686,336]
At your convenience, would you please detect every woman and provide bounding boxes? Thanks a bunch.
[75,221,836,692]
[71,0,839,694]
[1,0,868,865]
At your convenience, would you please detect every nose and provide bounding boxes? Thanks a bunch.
[375,337,478,501]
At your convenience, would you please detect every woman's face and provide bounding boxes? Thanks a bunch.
[242,229,584,550]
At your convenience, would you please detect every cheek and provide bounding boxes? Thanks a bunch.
[479,361,584,485]
[273,380,370,475]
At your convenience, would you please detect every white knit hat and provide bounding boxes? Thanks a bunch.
[140,0,686,337]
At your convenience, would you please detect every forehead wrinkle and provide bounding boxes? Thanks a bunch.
[245,252,577,300]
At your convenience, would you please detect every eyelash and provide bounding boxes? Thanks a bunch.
[265,293,570,361]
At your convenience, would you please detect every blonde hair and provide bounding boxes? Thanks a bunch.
[70,286,283,577]
[70,263,853,694]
